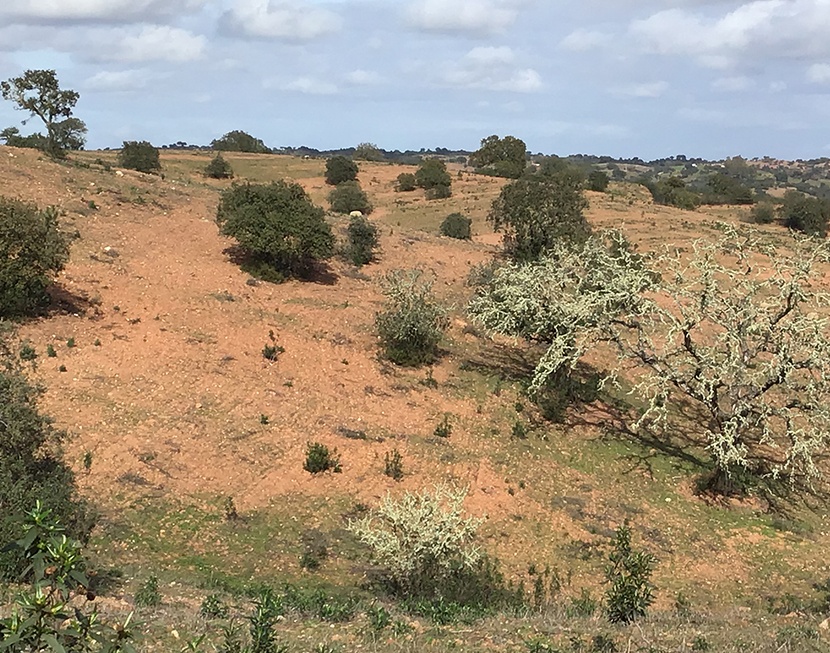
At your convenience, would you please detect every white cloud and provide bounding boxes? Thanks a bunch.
[438,46,541,92]
[221,0,341,41]
[115,25,206,62]
[406,0,528,35]
[345,69,382,85]
[84,69,156,91]
[274,76,338,94]
[0,0,207,23]
[612,81,669,98]
[712,75,754,91]
[807,63,830,84]
[559,28,610,52]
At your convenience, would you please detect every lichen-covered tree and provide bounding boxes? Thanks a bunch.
[470,226,830,495]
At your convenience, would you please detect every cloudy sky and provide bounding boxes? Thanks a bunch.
[1,0,829,160]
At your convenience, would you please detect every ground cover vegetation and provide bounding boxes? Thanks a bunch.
[5,118,830,651]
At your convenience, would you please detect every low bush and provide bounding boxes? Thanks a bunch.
[396,172,417,192]
[205,153,234,179]
[426,184,452,200]
[0,198,71,318]
[415,159,452,190]
[304,442,342,474]
[346,214,379,266]
[329,180,372,215]
[588,170,609,192]
[118,140,161,173]
[440,213,472,239]
[750,202,776,224]
[325,156,358,185]
[375,269,448,366]
[605,523,656,623]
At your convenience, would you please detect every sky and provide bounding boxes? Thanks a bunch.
[0,0,830,160]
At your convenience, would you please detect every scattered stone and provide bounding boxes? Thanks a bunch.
[103,246,119,258]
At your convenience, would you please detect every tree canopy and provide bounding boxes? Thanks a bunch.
[0,70,85,157]
[211,130,270,154]
[470,134,527,179]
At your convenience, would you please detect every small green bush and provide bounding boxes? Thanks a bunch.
[750,202,776,224]
[384,449,404,481]
[304,442,342,474]
[0,199,71,318]
[216,181,335,279]
[135,574,162,607]
[18,342,36,361]
[440,213,472,239]
[396,172,417,192]
[425,184,452,200]
[329,180,372,215]
[433,414,452,438]
[375,269,448,367]
[118,140,161,173]
[200,593,230,619]
[205,153,234,179]
[415,159,452,190]
[605,523,656,623]
[325,156,358,185]
[46,344,56,358]
[262,343,285,361]
[346,214,379,266]
[588,170,610,192]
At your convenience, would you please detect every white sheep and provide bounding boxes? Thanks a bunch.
[349,210,363,218]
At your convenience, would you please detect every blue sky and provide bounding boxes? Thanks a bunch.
[1,0,829,160]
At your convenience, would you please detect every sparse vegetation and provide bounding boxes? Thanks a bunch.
[415,159,451,193]
[470,134,527,179]
[384,450,404,481]
[304,442,342,474]
[211,130,270,154]
[134,574,162,607]
[604,523,656,623]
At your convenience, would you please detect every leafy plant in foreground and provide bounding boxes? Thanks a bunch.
[604,522,656,623]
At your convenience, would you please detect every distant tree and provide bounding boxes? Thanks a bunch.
[0,198,71,318]
[0,126,45,149]
[396,172,417,192]
[329,180,373,215]
[216,181,334,280]
[204,152,234,179]
[705,173,754,205]
[470,135,527,179]
[325,156,359,185]
[588,170,610,193]
[415,158,451,190]
[0,70,85,158]
[211,130,269,154]
[425,184,452,200]
[749,202,776,224]
[643,176,700,211]
[488,170,590,262]
[780,190,830,237]
[440,213,472,239]
[118,140,161,174]
[354,142,385,162]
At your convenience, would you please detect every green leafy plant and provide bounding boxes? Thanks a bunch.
[118,140,161,174]
[0,198,71,318]
[588,170,610,192]
[212,130,269,153]
[216,181,335,280]
[262,344,284,361]
[134,574,161,607]
[205,153,234,179]
[200,593,230,620]
[345,214,379,266]
[415,158,452,191]
[325,156,358,186]
[304,442,342,474]
[66,337,75,348]
[329,180,373,215]
[470,134,527,179]
[0,501,136,652]
[375,269,449,367]
[384,449,404,481]
[18,342,36,361]
[46,344,56,358]
[425,184,452,200]
[604,523,656,623]
[440,213,472,240]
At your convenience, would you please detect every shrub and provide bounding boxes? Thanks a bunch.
[135,574,162,607]
[354,142,384,161]
[201,593,230,619]
[642,176,700,210]
[216,182,335,279]
[425,184,452,200]
[433,414,452,438]
[0,344,92,579]
[470,135,527,179]
[118,140,161,173]
[440,213,472,239]
[346,214,379,266]
[780,190,830,237]
[304,442,342,474]
[415,158,451,190]
[205,153,234,179]
[488,172,590,262]
[588,170,610,192]
[604,523,656,623]
[329,180,372,215]
[375,269,449,366]
[396,172,417,192]
[348,485,483,594]
[384,450,404,481]
[750,202,776,224]
[0,198,71,318]
[325,156,358,185]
